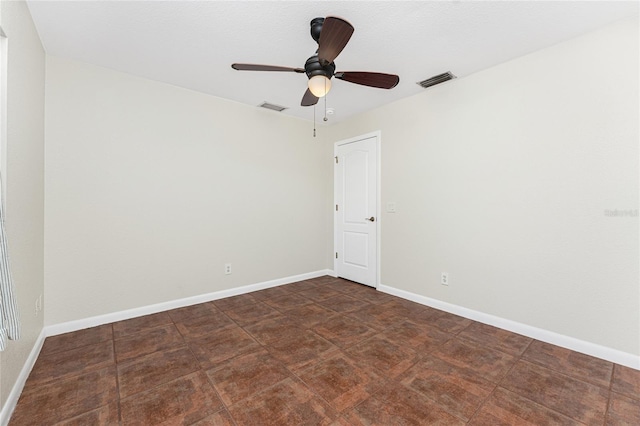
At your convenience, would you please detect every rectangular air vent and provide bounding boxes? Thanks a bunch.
[417,72,456,89]
[258,102,287,112]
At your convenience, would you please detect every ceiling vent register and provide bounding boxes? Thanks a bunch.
[417,72,456,89]
[258,102,288,112]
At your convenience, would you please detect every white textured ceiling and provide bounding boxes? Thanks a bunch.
[26,1,638,123]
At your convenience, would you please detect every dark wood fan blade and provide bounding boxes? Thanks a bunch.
[301,88,319,106]
[317,17,354,65]
[335,72,400,89]
[232,63,305,73]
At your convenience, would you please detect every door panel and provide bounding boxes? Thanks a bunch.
[343,231,369,267]
[344,150,368,224]
[335,135,377,287]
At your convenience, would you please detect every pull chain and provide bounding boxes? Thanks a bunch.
[312,78,329,137]
[324,79,328,122]
[324,90,327,122]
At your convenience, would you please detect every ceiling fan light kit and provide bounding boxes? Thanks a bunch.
[305,54,336,97]
[231,16,400,108]
[308,75,332,97]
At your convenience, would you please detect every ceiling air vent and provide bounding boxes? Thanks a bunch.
[417,72,456,89]
[258,102,287,112]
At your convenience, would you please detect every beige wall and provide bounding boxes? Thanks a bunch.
[327,18,639,356]
[44,56,333,325]
[0,0,45,409]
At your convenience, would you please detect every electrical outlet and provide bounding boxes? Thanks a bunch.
[441,272,449,286]
[224,263,232,275]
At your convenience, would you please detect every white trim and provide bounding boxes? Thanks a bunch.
[45,269,332,337]
[0,329,46,426]
[376,132,381,289]
[0,30,8,202]
[333,130,382,289]
[379,283,640,370]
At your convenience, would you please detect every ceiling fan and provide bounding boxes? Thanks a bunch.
[231,17,400,107]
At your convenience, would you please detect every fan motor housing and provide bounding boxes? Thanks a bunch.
[305,55,335,80]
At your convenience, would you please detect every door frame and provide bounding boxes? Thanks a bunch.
[333,130,382,288]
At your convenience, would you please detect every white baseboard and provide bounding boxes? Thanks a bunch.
[45,269,333,337]
[0,329,46,426]
[378,284,640,370]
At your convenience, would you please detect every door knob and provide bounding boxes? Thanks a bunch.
[366,217,375,222]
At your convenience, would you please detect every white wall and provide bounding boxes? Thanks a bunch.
[44,56,332,325]
[0,0,45,410]
[327,18,639,356]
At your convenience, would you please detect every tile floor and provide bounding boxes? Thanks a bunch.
[10,276,640,425]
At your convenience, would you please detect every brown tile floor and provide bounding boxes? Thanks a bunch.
[10,276,640,425]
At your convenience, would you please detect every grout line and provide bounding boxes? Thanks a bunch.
[465,337,534,423]
[111,328,124,425]
[603,364,616,423]
[177,313,233,424]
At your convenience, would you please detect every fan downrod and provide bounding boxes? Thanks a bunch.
[310,18,324,43]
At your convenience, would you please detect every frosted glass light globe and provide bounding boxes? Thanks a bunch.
[308,75,332,97]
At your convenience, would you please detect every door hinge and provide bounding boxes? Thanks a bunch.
[335,252,338,259]
[336,204,339,211]
[335,156,338,164]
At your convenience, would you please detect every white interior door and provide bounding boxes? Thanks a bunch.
[335,134,378,287]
